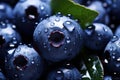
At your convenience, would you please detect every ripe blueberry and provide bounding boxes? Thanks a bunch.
[47,63,82,80]
[88,1,109,24]
[13,0,51,41]
[0,3,13,22]
[5,44,43,80]
[103,36,120,75]
[33,14,84,62]
[84,23,113,50]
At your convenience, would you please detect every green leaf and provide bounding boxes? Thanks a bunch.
[78,51,104,80]
[51,0,98,28]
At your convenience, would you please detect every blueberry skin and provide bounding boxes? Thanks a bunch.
[0,22,21,49]
[110,0,120,23]
[87,1,109,24]
[114,25,120,37]
[0,3,14,21]
[104,75,112,80]
[33,15,84,62]
[13,0,51,41]
[84,23,113,50]
[5,44,43,80]
[0,0,19,7]
[0,71,6,80]
[47,64,82,80]
[103,36,120,74]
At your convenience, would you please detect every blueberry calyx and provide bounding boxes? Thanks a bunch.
[48,31,65,48]
[25,6,38,20]
[13,55,28,70]
[0,35,5,47]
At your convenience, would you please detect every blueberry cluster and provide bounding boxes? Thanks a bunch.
[0,0,120,80]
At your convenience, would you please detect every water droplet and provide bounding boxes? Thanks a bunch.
[55,17,60,22]
[104,59,108,63]
[50,22,55,26]
[56,12,62,17]
[97,34,102,40]
[38,31,41,34]
[40,6,45,10]
[44,28,48,33]
[43,43,47,48]
[67,14,73,19]
[8,49,15,55]
[63,21,75,32]
[116,63,120,67]
[16,47,21,52]
[66,40,70,44]
[111,36,119,42]
[85,25,95,36]
[9,43,15,47]
[117,57,120,62]
[55,70,64,80]
[28,15,36,20]
[35,22,38,25]
[112,56,115,59]
[12,25,16,29]
[31,61,35,64]
[14,74,18,78]
[103,27,108,32]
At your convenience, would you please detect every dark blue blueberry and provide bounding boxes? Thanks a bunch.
[84,23,113,50]
[103,36,120,75]
[0,71,6,80]
[13,0,51,42]
[47,63,82,80]
[5,44,43,80]
[110,0,120,24]
[87,1,109,24]
[114,25,120,37]
[104,75,112,80]
[0,22,21,49]
[0,0,19,7]
[0,3,14,22]
[33,15,84,62]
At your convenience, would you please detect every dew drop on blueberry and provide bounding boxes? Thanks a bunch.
[111,36,119,43]
[55,70,64,80]
[85,25,95,36]
[63,21,75,32]
[50,22,55,26]
[40,6,45,11]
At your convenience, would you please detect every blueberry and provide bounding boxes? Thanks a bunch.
[0,3,14,22]
[114,25,120,37]
[110,0,120,24]
[5,44,43,80]
[0,71,6,80]
[84,23,113,50]
[103,36,120,75]
[104,75,112,80]
[0,22,21,49]
[87,1,109,24]
[33,14,84,62]
[0,0,19,7]
[13,0,51,42]
[47,63,82,80]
